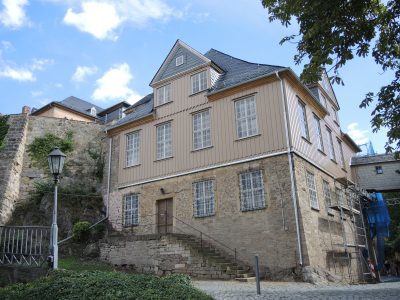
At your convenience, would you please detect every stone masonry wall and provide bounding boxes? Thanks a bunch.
[0,114,105,225]
[0,114,29,224]
[294,154,364,282]
[19,116,105,203]
[107,152,300,278]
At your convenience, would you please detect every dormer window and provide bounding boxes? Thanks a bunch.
[191,70,207,94]
[176,55,184,66]
[90,107,96,116]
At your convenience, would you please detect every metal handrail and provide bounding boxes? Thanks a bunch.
[171,214,237,262]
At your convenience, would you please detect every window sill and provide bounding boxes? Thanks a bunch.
[155,101,173,108]
[318,149,326,156]
[341,167,347,173]
[333,120,340,127]
[189,89,208,97]
[155,156,173,162]
[235,133,261,142]
[123,224,139,228]
[327,210,335,216]
[194,213,215,219]
[191,145,213,152]
[240,206,266,213]
[330,159,337,164]
[301,136,312,144]
[311,206,320,212]
[124,163,141,169]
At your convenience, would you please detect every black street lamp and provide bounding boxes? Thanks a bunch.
[47,147,66,269]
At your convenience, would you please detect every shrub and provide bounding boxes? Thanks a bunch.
[0,115,9,151]
[72,221,91,243]
[0,271,213,300]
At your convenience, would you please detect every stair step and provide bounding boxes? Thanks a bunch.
[235,277,256,282]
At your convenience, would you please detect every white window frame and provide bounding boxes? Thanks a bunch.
[156,84,171,106]
[322,180,332,210]
[126,131,140,167]
[375,166,383,174]
[306,171,319,209]
[176,55,184,66]
[123,194,139,226]
[239,170,266,211]
[336,187,345,207]
[234,95,258,139]
[193,180,215,217]
[332,106,339,123]
[191,70,207,94]
[338,139,346,169]
[156,122,172,160]
[298,100,309,140]
[314,115,324,152]
[193,110,211,150]
[326,127,336,161]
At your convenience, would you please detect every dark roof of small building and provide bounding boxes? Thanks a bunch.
[97,101,130,116]
[204,49,286,94]
[31,96,104,119]
[60,96,103,114]
[351,153,399,166]
[107,93,154,131]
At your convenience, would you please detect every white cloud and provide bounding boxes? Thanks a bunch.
[62,0,182,40]
[92,63,141,103]
[55,83,63,88]
[347,123,369,145]
[64,2,121,40]
[0,57,52,82]
[0,65,34,81]
[71,65,98,82]
[31,58,54,71]
[0,0,29,29]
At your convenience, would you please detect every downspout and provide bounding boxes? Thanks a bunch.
[105,136,112,218]
[275,71,303,266]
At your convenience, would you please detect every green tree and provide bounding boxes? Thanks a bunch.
[261,0,400,153]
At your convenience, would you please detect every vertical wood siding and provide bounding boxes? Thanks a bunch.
[117,76,287,187]
[285,79,355,180]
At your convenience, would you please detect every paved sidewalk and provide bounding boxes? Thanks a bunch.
[194,279,400,300]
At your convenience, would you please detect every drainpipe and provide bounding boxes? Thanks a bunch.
[105,137,112,218]
[275,71,303,266]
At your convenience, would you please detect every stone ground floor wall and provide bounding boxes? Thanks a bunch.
[293,154,368,283]
[100,234,235,279]
[108,154,301,278]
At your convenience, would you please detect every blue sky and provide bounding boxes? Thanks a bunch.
[0,0,393,153]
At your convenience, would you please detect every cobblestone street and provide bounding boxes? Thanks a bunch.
[194,278,400,300]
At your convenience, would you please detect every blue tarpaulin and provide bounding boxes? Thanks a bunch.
[366,192,391,270]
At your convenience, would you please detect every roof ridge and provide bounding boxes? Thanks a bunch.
[205,48,286,69]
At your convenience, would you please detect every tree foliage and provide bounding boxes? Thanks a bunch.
[261,0,400,153]
[0,115,10,151]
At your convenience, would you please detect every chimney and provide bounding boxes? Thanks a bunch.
[22,106,31,115]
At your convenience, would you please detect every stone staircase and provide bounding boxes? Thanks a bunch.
[170,233,256,282]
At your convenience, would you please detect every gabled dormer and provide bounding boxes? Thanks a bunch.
[150,40,224,107]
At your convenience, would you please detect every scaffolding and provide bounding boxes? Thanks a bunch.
[326,177,372,284]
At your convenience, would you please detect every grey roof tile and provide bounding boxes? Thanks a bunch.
[204,49,286,93]
[351,153,399,165]
[107,93,154,130]
[60,96,104,115]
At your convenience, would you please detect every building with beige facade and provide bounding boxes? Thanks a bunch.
[102,40,371,282]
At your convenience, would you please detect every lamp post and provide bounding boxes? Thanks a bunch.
[48,147,66,269]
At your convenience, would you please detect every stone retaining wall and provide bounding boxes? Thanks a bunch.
[0,114,29,224]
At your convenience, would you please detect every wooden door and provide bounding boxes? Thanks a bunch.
[157,198,173,234]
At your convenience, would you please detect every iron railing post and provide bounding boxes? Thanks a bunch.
[235,248,237,263]
[200,232,203,249]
